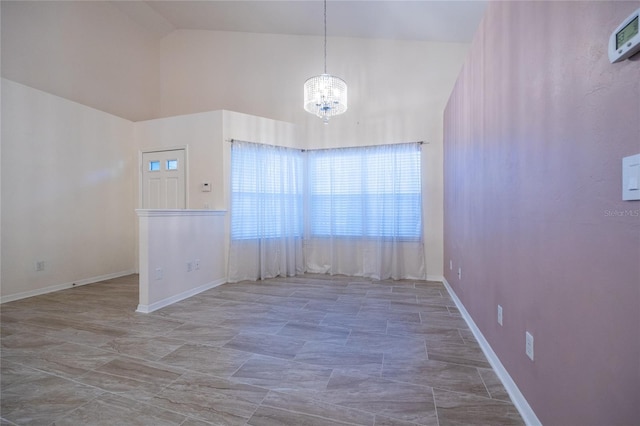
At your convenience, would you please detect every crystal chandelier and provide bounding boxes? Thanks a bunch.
[303,0,347,123]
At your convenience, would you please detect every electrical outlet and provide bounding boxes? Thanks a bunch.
[194,259,200,270]
[155,268,163,280]
[498,305,503,326]
[187,261,193,272]
[449,260,453,270]
[35,261,45,272]
[458,267,462,280]
[525,331,534,361]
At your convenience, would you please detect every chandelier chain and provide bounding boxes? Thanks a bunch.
[324,0,327,74]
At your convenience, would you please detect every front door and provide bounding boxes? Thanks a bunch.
[142,149,186,209]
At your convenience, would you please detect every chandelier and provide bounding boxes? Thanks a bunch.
[303,0,347,123]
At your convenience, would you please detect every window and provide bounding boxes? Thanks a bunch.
[307,143,422,240]
[230,142,422,241]
[148,160,160,171]
[231,142,303,240]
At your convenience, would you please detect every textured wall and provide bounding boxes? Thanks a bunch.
[444,1,640,424]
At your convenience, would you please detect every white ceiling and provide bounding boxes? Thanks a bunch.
[113,1,487,43]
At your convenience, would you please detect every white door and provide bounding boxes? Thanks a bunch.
[142,149,186,209]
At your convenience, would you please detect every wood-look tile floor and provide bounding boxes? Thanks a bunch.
[0,274,524,425]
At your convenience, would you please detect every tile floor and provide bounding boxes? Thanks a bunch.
[0,274,524,425]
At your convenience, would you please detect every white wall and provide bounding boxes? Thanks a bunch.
[134,110,224,210]
[134,109,298,278]
[160,30,469,279]
[0,79,136,302]
[0,1,161,122]
[137,210,226,313]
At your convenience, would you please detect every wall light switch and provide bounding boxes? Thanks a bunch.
[622,154,640,201]
[525,331,534,361]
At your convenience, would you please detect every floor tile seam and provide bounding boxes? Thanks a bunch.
[139,377,270,424]
[473,370,516,403]
[0,336,70,357]
[225,329,309,349]
[383,328,443,344]
[227,353,258,379]
[280,319,354,335]
[75,365,162,392]
[45,390,109,426]
[0,361,87,392]
[343,327,355,347]
[430,385,514,403]
[270,390,376,423]
[37,338,142,360]
[98,343,200,367]
[156,353,258,379]
[5,318,83,337]
[432,387,442,426]
[99,388,209,425]
[253,399,373,426]
[0,416,19,426]
[154,317,245,332]
[60,320,140,338]
[244,387,274,423]
[379,369,493,400]
[373,371,441,392]
[81,355,192,388]
[457,328,477,346]
[1,373,110,419]
[423,356,490,370]
[386,323,470,337]
[476,367,494,400]
[369,410,433,426]
[290,355,382,373]
[296,339,387,359]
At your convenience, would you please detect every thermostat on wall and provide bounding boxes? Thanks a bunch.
[609,8,640,63]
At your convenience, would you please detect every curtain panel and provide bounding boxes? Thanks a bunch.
[228,141,304,282]
[228,141,425,282]
[305,143,425,280]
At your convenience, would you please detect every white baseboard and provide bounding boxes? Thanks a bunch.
[0,270,137,304]
[136,278,227,313]
[442,277,542,426]
[427,274,444,282]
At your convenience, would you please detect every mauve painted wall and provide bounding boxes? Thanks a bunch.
[444,2,639,425]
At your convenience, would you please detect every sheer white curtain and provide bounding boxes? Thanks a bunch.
[304,143,425,280]
[228,141,304,282]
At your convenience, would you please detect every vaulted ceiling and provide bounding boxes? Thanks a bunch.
[112,1,487,43]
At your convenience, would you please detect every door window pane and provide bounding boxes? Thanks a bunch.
[166,159,178,170]
[149,161,160,171]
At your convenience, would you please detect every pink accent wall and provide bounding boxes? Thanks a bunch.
[444,2,640,425]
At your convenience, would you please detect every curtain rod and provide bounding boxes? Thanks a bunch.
[227,139,303,151]
[307,141,426,153]
[227,139,427,148]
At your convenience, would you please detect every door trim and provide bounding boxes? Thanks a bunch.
[138,146,189,209]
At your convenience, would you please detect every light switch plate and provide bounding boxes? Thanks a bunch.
[622,154,640,201]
